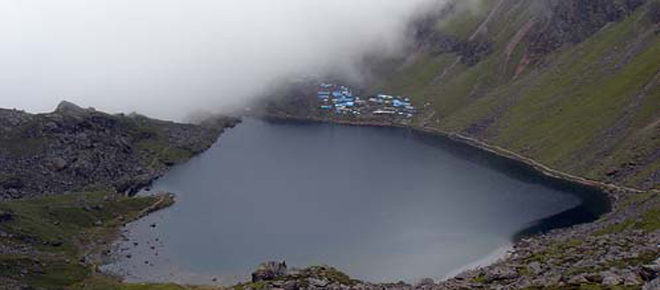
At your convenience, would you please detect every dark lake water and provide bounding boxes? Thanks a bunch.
[104,118,608,285]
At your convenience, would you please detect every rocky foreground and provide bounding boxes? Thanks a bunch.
[0,101,240,200]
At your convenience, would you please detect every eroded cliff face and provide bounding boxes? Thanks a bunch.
[370,0,660,190]
[0,101,239,200]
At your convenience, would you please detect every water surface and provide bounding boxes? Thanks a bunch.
[105,118,607,285]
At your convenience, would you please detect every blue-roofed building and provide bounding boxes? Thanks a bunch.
[392,99,412,107]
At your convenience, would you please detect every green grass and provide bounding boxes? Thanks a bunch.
[0,191,173,289]
[439,0,495,40]
[371,1,660,190]
[70,275,222,290]
[596,209,660,234]
[597,193,660,235]
[638,207,660,232]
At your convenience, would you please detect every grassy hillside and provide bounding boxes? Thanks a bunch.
[372,0,660,190]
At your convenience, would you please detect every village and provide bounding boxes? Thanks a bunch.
[315,82,418,119]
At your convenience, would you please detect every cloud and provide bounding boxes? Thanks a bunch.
[0,0,442,120]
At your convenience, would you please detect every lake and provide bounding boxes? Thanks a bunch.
[103,118,608,285]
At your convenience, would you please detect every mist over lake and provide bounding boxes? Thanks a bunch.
[104,118,607,285]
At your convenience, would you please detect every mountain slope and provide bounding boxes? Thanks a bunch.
[0,101,239,200]
[370,0,660,190]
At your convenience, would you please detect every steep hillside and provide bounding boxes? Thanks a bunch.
[0,101,239,200]
[370,0,660,191]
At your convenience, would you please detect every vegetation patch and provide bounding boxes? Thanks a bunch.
[0,191,174,289]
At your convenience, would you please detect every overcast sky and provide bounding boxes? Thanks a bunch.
[0,0,442,120]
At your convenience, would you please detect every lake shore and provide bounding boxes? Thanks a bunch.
[106,117,591,286]
[247,113,659,289]
[257,114,636,204]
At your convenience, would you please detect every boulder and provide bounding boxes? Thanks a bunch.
[282,280,299,290]
[55,101,91,119]
[642,258,660,281]
[568,274,589,285]
[644,277,660,290]
[308,277,330,287]
[46,157,69,171]
[414,278,435,287]
[0,210,13,222]
[252,261,288,282]
[527,261,543,275]
[620,269,642,286]
[484,266,518,283]
[1,177,24,189]
[601,271,622,286]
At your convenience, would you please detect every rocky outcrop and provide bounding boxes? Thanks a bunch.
[240,263,359,290]
[0,101,240,200]
[252,261,290,282]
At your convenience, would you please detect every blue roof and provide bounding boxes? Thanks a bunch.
[393,100,411,107]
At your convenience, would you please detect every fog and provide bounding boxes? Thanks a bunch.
[0,0,444,120]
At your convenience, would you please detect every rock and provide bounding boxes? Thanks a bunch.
[0,210,13,222]
[620,269,642,286]
[46,157,68,171]
[642,258,660,281]
[55,101,91,119]
[568,274,589,285]
[484,266,518,283]
[602,271,622,286]
[49,240,63,247]
[308,277,330,287]
[533,275,562,287]
[1,177,24,189]
[71,158,95,178]
[644,277,660,290]
[252,261,288,282]
[414,278,435,287]
[527,261,543,275]
[282,280,298,290]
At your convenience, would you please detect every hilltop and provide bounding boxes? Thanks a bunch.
[0,101,239,200]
